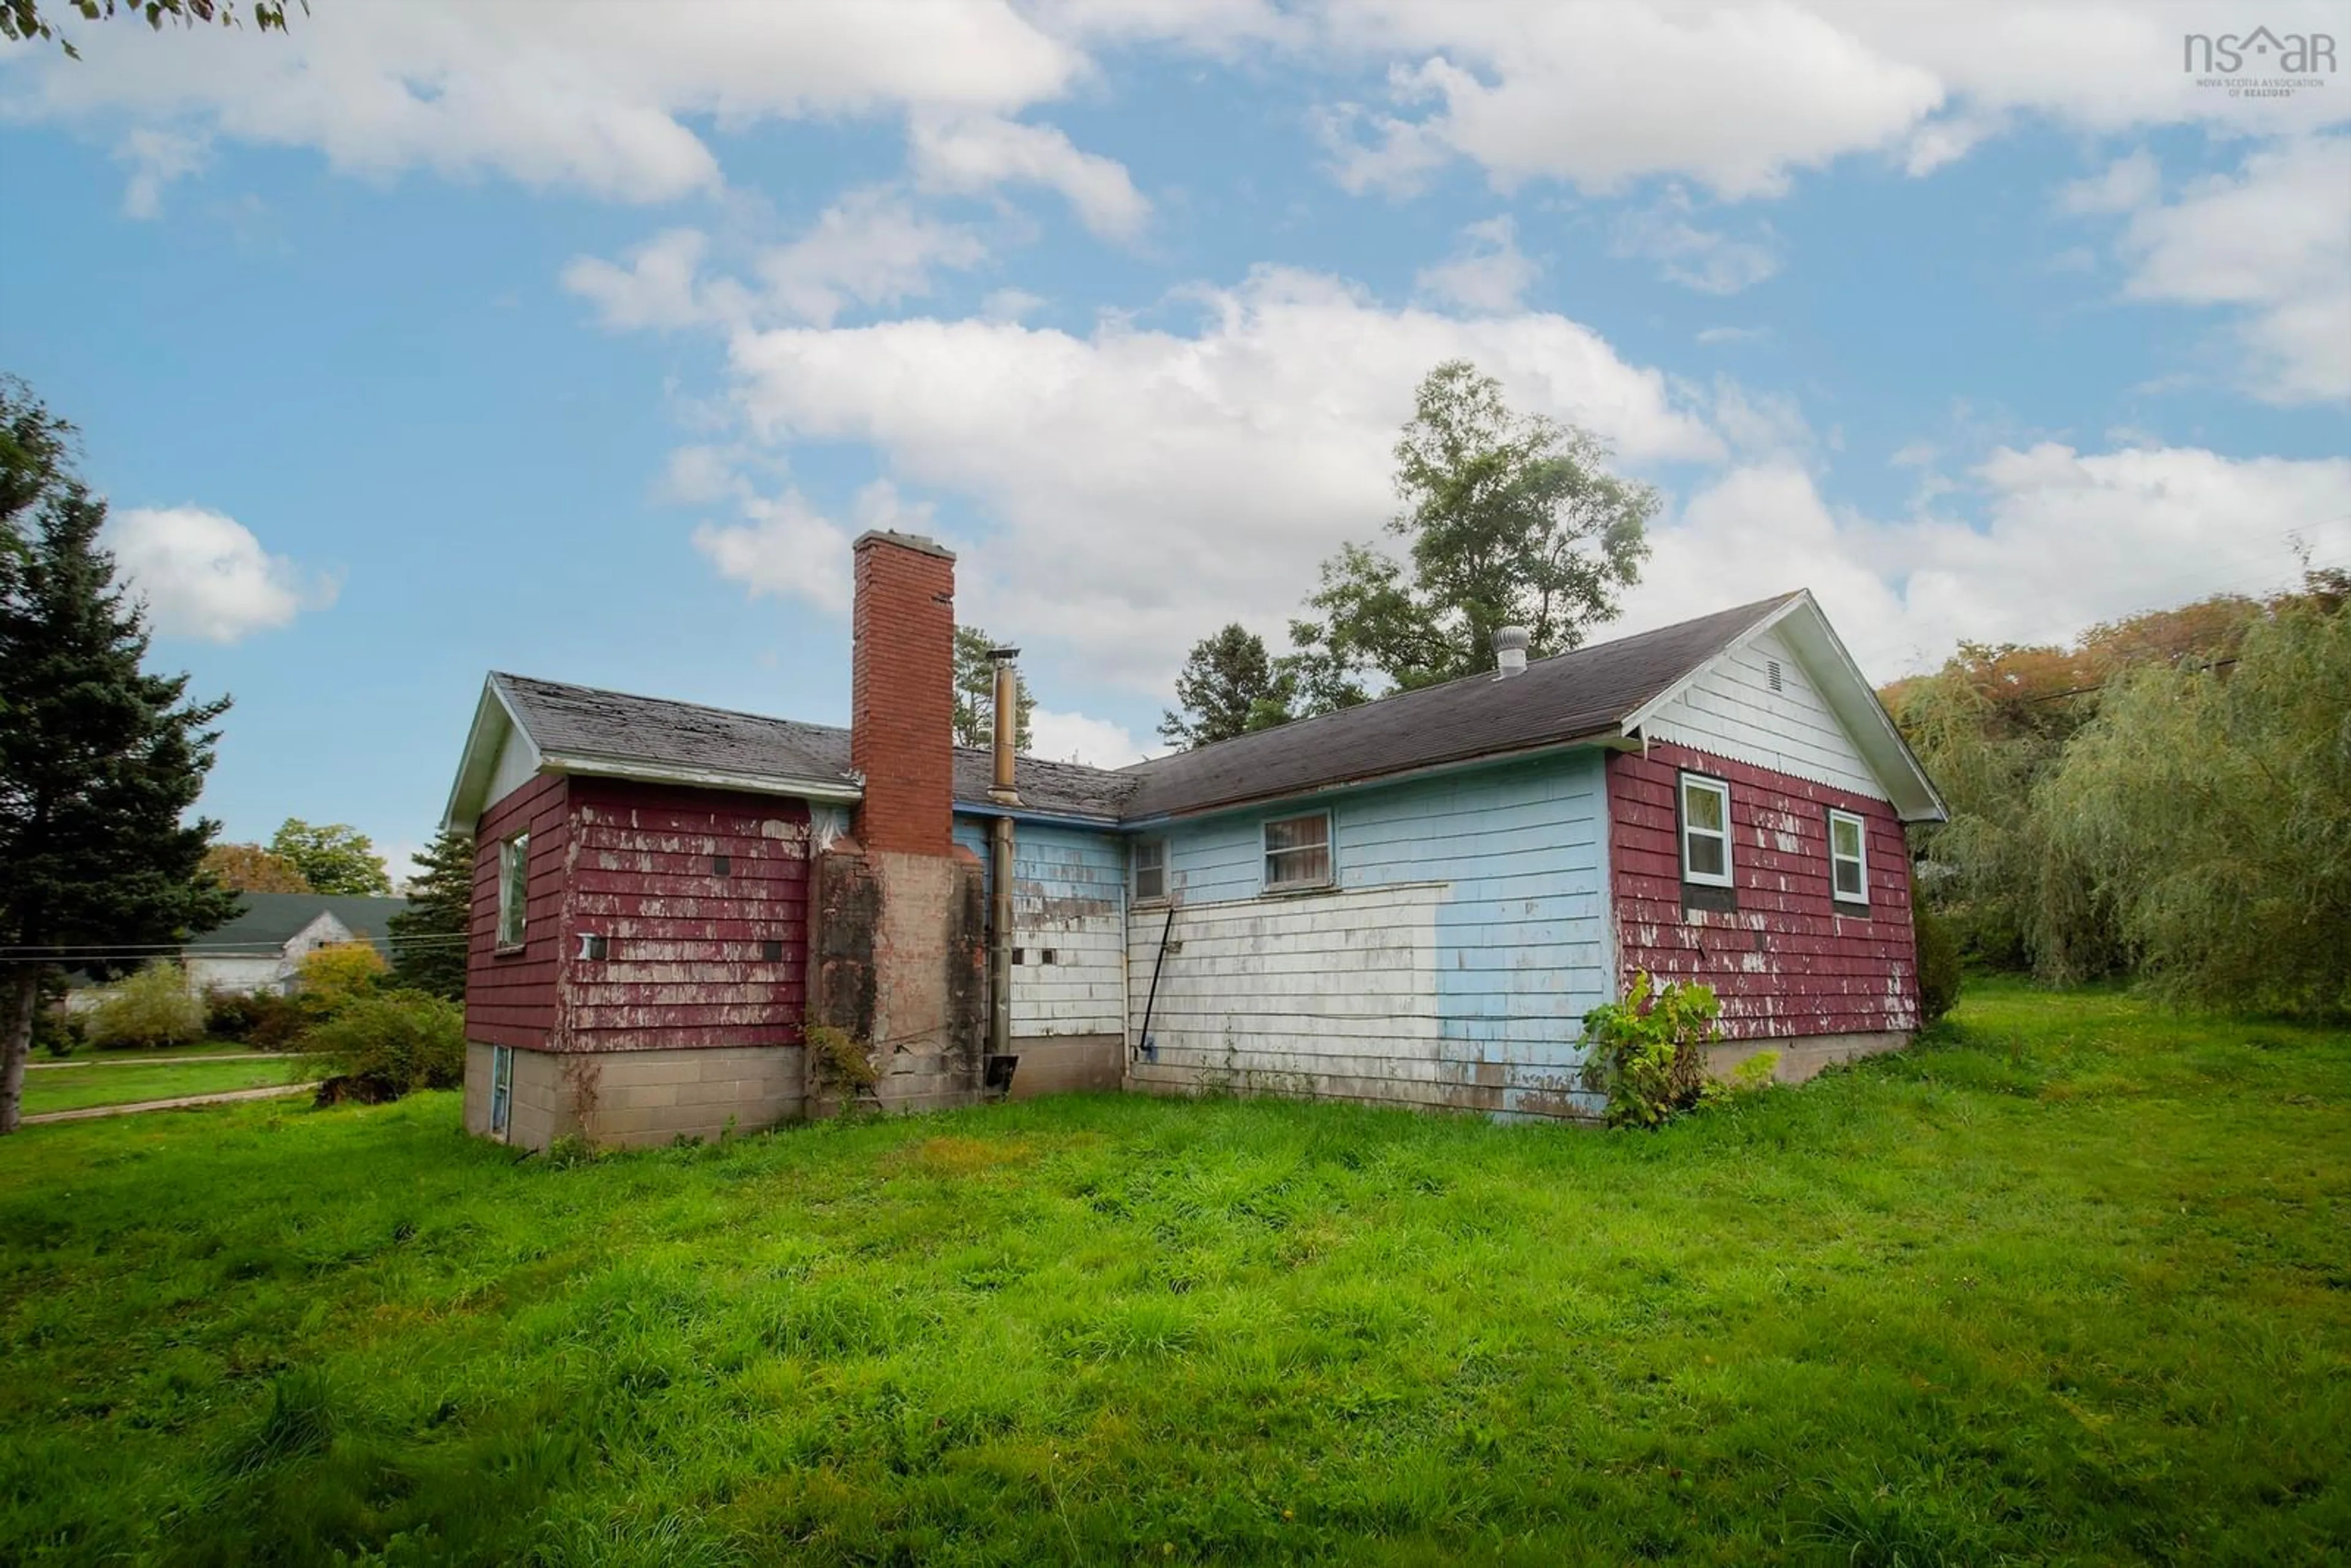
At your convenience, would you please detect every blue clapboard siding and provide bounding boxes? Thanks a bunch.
[954,815,1127,1038]
[1127,749,1612,1121]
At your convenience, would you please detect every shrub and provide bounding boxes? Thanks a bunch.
[304,989,463,1100]
[201,986,264,1041]
[1914,901,1963,1026]
[244,991,312,1051]
[31,970,80,1060]
[293,941,388,1019]
[83,962,206,1050]
[1580,972,1723,1129]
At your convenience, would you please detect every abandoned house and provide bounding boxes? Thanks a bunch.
[440,529,1946,1149]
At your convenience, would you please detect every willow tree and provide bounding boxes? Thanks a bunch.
[2038,591,2350,1016]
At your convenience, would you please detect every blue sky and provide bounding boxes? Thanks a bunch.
[3,0,2347,878]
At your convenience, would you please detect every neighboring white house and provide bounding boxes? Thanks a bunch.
[179,892,410,996]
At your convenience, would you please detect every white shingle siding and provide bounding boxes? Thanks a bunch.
[1127,750,1612,1121]
[954,818,1128,1039]
[1641,628,1885,801]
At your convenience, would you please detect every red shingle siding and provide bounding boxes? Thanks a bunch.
[850,534,956,858]
[558,777,811,1052]
[1607,743,1919,1040]
[467,772,569,1049]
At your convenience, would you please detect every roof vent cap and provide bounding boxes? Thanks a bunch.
[1492,625,1531,678]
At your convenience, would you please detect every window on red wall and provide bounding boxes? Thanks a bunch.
[1828,809,1869,906]
[1679,775,1732,887]
[497,831,530,948]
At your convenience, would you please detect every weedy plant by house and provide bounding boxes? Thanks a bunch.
[1581,970,1723,1128]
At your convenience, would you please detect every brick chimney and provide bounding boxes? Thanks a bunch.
[849,530,957,858]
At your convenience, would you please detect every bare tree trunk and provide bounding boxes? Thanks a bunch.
[0,963,40,1135]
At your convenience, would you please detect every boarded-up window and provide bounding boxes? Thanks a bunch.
[1828,808,1868,905]
[497,831,531,947]
[1679,775,1732,887]
[1263,812,1332,890]
[1132,839,1166,902]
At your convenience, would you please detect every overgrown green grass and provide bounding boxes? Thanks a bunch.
[22,1055,315,1117]
[1,982,2343,1564]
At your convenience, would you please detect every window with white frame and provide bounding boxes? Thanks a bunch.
[1679,775,1733,887]
[497,831,530,947]
[1263,811,1332,890]
[1828,809,1869,905]
[1131,839,1167,902]
[489,1043,514,1138]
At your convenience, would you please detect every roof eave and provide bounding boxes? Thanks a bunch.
[440,677,538,835]
[1618,591,1949,823]
[544,751,864,806]
[1117,728,1630,828]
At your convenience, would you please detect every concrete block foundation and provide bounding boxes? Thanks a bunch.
[1703,1030,1909,1085]
[465,1041,806,1150]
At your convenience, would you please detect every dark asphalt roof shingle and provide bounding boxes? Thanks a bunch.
[492,674,1138,821]
[1114,593,1798,819]
[489,594,1795,827]
[187,893,411,955]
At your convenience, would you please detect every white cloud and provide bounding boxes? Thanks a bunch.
[562,228,726,330]
[7,0,1082,204]
[2110,136,2351,403]
[909,113,1151,241]
[1028,707,1152,767]
[1616,443,2351,680]
[2057,148,2160,215]
[1414,216,1539,313]
[564,192,987,331]
[1612,189,1781,294]
[1306,1,2347,200]
[982,287,1049,322]
[692,478,937,617]
[114,127,207,219]
[1317,2,1944,200]
[1695,324,1768,346]
[102,506,334,642]
[719,265,1718,688]
[759,189,990,325]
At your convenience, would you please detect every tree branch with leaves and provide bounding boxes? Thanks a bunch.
[1282,360,1657,711]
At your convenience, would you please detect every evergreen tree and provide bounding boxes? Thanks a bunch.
[951,624,1035,752]
[1159,624,1294,749]
[389,829,473,1001]
[1,379,237,1133]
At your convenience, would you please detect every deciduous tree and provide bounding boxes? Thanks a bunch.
[269,818,391,896]
[1,379,237,1133]
[2038,587,2350,1016]
[2,0,296,60]
[201,842,312,893]
[1159,624,1293,749]
[1283,360,1656,711]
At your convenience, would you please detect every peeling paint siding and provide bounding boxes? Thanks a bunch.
[1644,628,1885,800]
[953,817,1127,1038]
[555,778,811,1052]
[1607,742,1919,1040]
[1127,751,1611,1122]
[465,772,569,1049]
